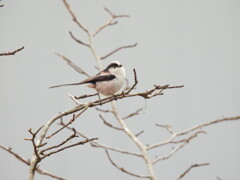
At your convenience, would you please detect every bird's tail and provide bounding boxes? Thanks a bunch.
[49,82,83,88]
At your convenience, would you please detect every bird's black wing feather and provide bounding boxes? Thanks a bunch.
[81,74,116,84]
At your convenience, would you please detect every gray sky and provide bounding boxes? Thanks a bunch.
[1,0,240,180]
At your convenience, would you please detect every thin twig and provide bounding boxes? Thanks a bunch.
[104,6,130,18]
[42,138,97,159]
[135,130,144,137]
[0,46,24,56]
[101,43,138,60]
[177,116,240,136]
[55,53,90,77]
[148,116,240,151]
[41,129,78,155]
[46,115,74,139]
[46,107,88,139]
[0,145,30,165]
[99,114,123,131]
[69,31,90,47]
[155,124,175,135]
[75,93,98,99]
[123,108,143,120]
[92,142,142,157]
[68,93,80,105]
[105,150,150,179]
[62,0,89,34]
[95,107,113,113]
[92,6,130,36]
[176,162,210,180]
[26,126,44,161]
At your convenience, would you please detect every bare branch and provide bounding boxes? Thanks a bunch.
[0,145,66,180]
[47,108,88,139]
[135,130,144,137]
[155,124,175,135]
[69,31,90,47]
[105,150,150,179]
[176,162,210,180]
[41,129,78,155]
[68,93,80,105]
[0,46,24,56]
[62,0,89,34]
[178,116,240,136]
[95,107,113,113]
[0,145,29,165]
[41,84,184,137]
[47,117,74,139]
[93,19,117,37]
[75,93,98,100]
[29,106,91,179]
[99,114,123,131]
[42,138,97,159]
[35,169,66,180]
[123,108,143,120]
[111,102,157,179]
[59,121,141,157]
[103,6,130,18]
[152,131,205,164]
[92,142,142,157]
[52,85,183,131]
[100,43,138,60]
[55,53,90,77]
[126,85,183,99]
[26,126,44,161]
[149,116,240,151]
[92,6,130,36]
[62,0,103,69]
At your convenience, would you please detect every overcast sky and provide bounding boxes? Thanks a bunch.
[1,0,240,180]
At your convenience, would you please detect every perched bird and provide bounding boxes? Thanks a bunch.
[49,61,126,96]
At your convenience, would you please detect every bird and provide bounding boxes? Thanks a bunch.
[49,61,126,96]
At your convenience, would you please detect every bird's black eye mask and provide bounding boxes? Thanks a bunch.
[106,63,122,70]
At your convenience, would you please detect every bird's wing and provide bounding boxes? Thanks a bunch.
[49,74,116,88]
[80,74,116,84]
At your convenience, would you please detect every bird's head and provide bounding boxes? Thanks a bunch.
[106,61,125,78]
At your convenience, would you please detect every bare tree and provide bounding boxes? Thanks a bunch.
[0,1,239,180]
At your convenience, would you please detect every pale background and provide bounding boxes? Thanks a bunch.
[0,0,240,180]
